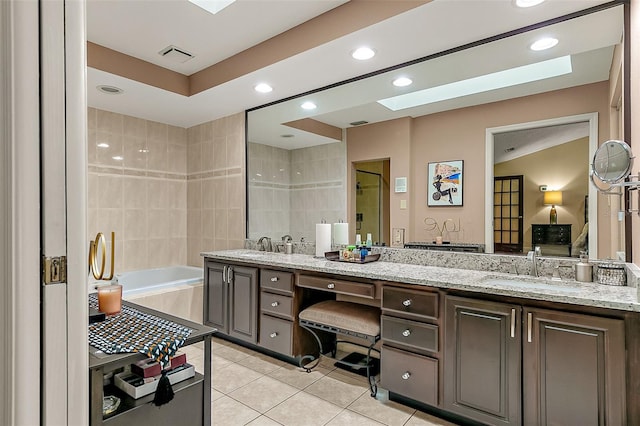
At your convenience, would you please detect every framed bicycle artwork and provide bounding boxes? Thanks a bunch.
[427,160,463,206]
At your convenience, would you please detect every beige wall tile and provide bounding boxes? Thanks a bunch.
[187,142,202,173]
[98,175,123,209]
[147,120,168,142]
[123,239,148,271]
[188,209,202,238]
[227,175,244,210]
[87,107,97,131]
[95,132,124,166]
[147,209,169,239]
[123,177,146,209]
[123,136,148,170]
[124,209,148,240]
[202,209,215,239]
[147,137,168,171]
[123,115,146,139]
[213,137,227,170]
[215,209,228,239]
[167,143,187,174]
[168,125,187,147]
[147,179,169,209]
[97,109,123,134]
[202,179,215,209]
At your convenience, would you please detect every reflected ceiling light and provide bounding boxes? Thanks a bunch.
[97,143,109,148]
[393,77,413,87]
[112,156,124,161]
[351,47,376,60]
[138,148,149,153]
[254,83,273,93]
[515,0,545,7]
[281,134,294,138]
[301,101,317,110]
[188,0,236,15]
[377,55,572,111]
[97,85,123,95]
[530,37,558,51]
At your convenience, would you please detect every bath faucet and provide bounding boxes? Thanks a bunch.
[257,236,272,252]
[528,246,541,277]
[281,234,293,243]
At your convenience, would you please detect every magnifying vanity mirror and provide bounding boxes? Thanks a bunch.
[591,140,635,186]
[247,1,629,260]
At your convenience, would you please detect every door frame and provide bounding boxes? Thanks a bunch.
[484,113,598,257]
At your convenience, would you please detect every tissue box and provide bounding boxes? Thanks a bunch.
[131,352,187,378]
[114,363,195,399]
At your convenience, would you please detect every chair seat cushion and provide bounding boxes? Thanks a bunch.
[299,300,380,337]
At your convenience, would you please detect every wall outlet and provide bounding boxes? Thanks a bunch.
[392,228,405,247]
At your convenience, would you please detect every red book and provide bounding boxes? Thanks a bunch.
[131,352,187,378]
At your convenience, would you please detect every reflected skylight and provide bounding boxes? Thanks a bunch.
[188,0,236,15]
[377,55,572,111]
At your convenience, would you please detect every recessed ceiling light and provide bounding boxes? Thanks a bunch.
[254,83,273,93]
[351,47,376,60]
[393,77,413,87]
[281,134,294,138]
[188,0,236,15]
[97,85,124,95]
[112,156,124,161]
[378,55,572,111]
[515,0,545,7]
[530,37,558,51]
[301,101,317,110]
[97,143,109,148]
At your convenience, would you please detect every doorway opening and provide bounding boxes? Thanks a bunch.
[354,159,390,246]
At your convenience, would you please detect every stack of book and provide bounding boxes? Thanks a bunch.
[114,352,195,399]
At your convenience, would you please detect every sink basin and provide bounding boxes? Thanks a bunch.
[481,275,581,293]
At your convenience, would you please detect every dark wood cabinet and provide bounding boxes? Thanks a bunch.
[523,308,626,426]
[531,224,572,256]
[204,260,258,344]
[444,296,521,425]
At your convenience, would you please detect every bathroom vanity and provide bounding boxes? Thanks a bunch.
[202,249,640,426]
[89,300,215,426]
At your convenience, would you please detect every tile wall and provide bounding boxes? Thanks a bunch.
[186,112,246,266]
[248,141,347,242]
[88,108,246,273]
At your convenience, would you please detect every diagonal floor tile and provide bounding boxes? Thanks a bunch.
[229,375,299,413]
[405,410,461,426]
[325,409,386,425]
[237,352,286,375]
[347,391,415,426]
[265,392,342,426]
[246,415,283,425]
[304,370,369,408]
[211,395,260,426]
[212,362,263,394]
[268,363,331,390]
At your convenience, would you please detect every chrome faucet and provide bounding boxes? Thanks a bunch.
[528,246,541,277]
[257,236,272,252]
[281,234,293,243]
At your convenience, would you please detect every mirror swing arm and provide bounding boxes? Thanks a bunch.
[590,140,640,215]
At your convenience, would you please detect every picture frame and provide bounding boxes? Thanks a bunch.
[427,160,463,206]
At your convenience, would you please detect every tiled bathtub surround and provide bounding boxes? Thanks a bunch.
[187,113,246,266]
[88,108,246,272]
[248,141,347,242]
[87,108,188,272]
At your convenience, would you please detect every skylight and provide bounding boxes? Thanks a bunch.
[188,0,236,15]
[377,56,572,111]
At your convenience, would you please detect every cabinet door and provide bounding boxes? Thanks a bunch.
[444,296,521,425]
[228,265,259,343]
[523,308,626,426]
[204,261,228,333]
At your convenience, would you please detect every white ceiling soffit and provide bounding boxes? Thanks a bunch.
[87,0,617,131]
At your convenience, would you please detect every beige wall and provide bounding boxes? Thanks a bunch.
[346,82,612,253]
[632,0,640,265]
[186,112,246,266]
[494,138,589,253]
[87,107,188,273]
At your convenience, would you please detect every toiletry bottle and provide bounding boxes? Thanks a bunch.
[575,251,593,282]
[355,234,362,246]
[366,233,372,249]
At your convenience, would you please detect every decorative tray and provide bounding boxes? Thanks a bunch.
[324,250,380,264]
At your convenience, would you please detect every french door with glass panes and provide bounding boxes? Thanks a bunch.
[494,176,523,253]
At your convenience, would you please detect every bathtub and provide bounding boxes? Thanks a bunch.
[119,266,204,324]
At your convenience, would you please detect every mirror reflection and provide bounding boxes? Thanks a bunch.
[247,4,625,259]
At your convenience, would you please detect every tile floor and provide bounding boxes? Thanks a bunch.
[181,337,459,426]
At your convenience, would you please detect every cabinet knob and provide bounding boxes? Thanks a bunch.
[327,283,335,289]
[269,332,278,338]
[401,372,411,380]
[271,301,279,307]
[270,277,278,282]
[402,299,412,307]
[402,329,411,337]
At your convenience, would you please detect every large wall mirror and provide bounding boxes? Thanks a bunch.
[247,2,627,260]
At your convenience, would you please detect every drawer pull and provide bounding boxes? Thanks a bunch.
[402,329,411,337]
[402,299,412,307]
[271,301,280,307]
[269,332,278,338]
[510,308,516,338]
[327,283,335,289]
[527,312,533,343]
[401,372,411,380]
[270,277,279,282]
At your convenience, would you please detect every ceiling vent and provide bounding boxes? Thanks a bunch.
[350,120,369,126]
[158,45,195,63]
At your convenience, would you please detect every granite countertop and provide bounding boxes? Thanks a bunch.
[201,249,640,312]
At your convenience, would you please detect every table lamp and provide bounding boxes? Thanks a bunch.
[543,191,563,224]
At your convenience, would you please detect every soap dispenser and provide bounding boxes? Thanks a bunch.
[575,251,593,283]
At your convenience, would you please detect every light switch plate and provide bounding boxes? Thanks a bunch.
[400,199,407,209]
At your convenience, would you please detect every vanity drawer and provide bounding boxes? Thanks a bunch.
[381,345,438,406]
[261,291,293,319]
[261,269,294,294]
[297,274,375,299]
[381,315,439,353]
[382,287,439,320]
[259,314,293,356]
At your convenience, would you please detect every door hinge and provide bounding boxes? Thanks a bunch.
[43,256,67,285]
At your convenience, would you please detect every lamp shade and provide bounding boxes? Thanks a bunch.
[543,190,563,206]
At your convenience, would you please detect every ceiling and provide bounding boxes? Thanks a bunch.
[86,0,620,131]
